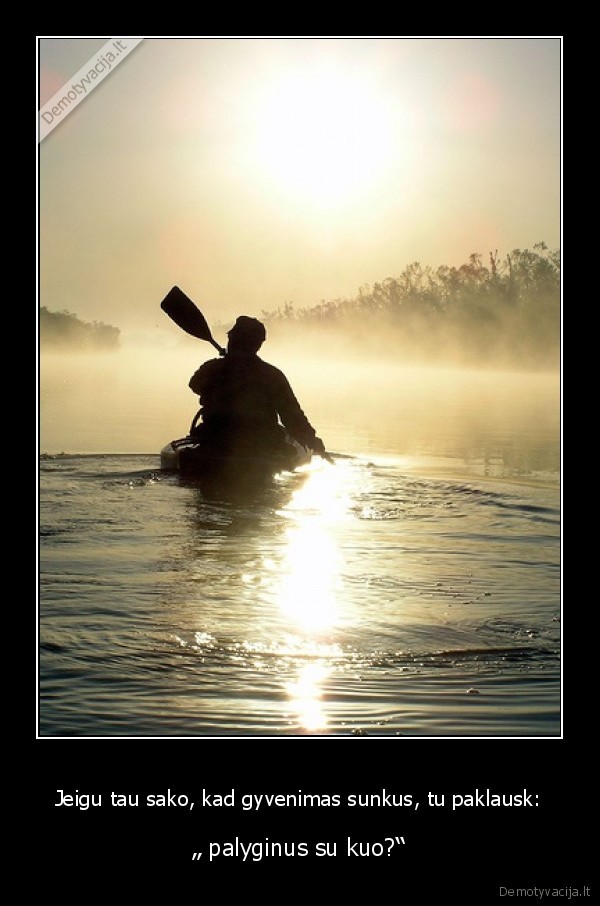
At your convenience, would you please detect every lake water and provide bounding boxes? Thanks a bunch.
[38,349,561,737]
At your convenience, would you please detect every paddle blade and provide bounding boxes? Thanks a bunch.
[160,286,214,342]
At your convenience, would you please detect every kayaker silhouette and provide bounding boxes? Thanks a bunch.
[188,315,327,461]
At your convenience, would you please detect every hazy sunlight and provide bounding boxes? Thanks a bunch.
[39,38,560,329]
[249,66,395,211]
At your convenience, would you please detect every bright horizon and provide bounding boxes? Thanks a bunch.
[38,37,561,342]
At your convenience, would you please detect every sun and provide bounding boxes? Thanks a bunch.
[248,65,394,211]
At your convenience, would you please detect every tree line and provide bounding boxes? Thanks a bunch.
[40,307,120,351]
[258,242,560,368]
[39,242,559,367]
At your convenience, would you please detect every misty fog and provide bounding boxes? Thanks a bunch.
[39,331,560,486]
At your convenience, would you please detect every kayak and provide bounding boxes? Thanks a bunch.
[160,434,312,488]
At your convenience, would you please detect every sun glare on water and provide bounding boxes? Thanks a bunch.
[268,462,354,731]
[276,463,350,635]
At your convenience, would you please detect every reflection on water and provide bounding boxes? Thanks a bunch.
[279,522,340,633]
[181,460,359,732]
[39,451,560,736]
[273,463,350,730]
[286,662,331,732]
[277,465,346,634]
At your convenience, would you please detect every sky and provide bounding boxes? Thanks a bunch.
[38,36,561,342]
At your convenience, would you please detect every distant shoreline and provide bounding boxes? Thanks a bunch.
[39,306,120,351]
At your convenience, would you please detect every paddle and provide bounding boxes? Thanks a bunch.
[160,286,342,464]
[160,286,226,356]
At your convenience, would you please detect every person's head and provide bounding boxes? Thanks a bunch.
[227,316,266,354]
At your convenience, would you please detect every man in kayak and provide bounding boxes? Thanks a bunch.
[188,315,327,460]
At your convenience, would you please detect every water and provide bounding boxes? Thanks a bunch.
[38,355,560,737]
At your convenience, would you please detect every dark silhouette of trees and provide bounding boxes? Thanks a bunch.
[39,243,558,368]
[40,307,120,351]
[258,243,559,368]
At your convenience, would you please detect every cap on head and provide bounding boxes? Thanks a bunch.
[227,316,267,351]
